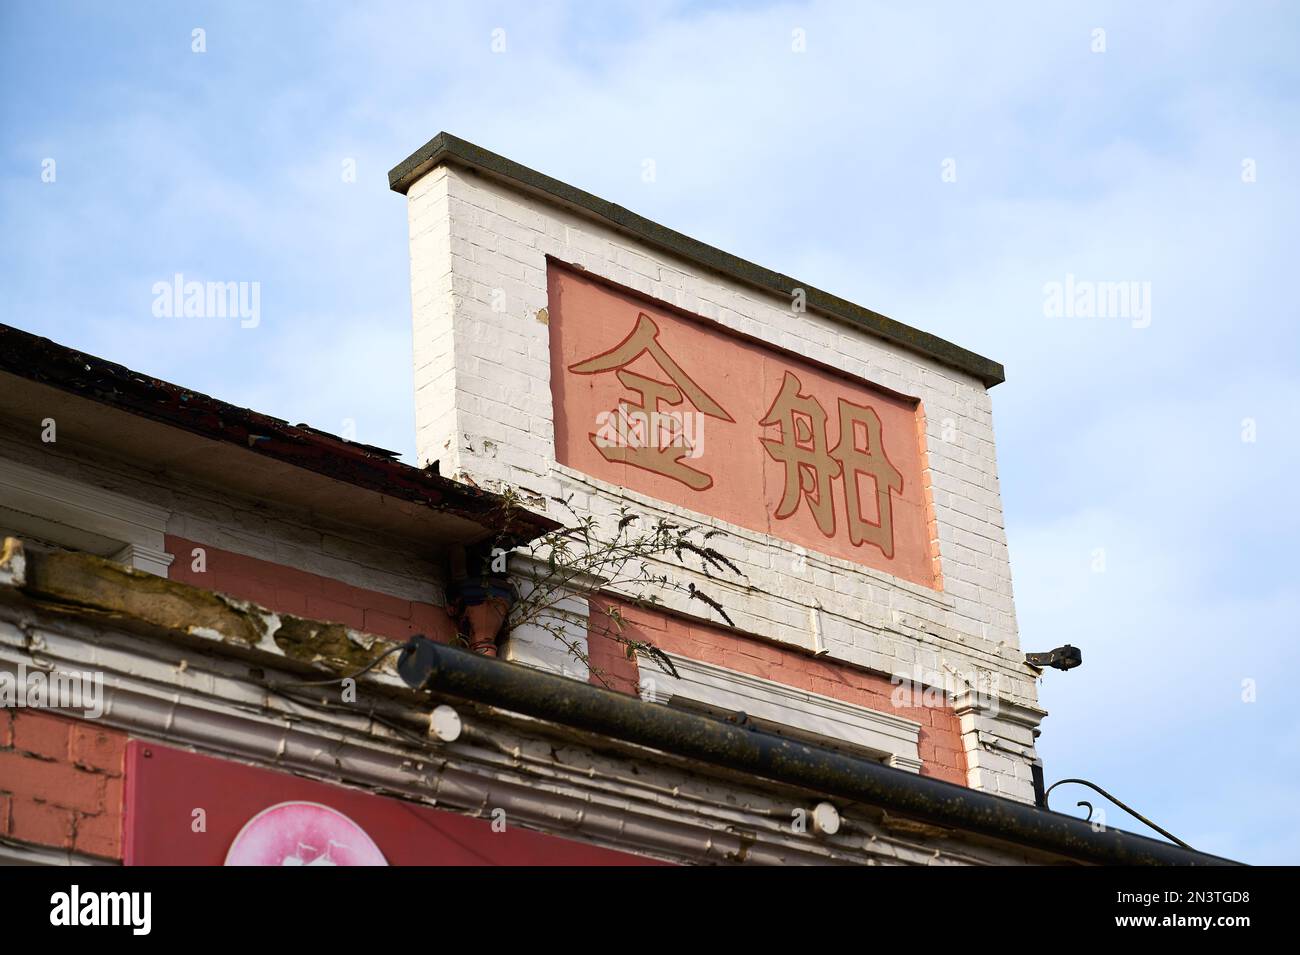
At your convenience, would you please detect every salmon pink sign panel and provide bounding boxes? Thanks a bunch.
[125,742,662,865]
[548,263,937,589]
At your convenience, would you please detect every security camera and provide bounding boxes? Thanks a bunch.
[1025,644,1082,671]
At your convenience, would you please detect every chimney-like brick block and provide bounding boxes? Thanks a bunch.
[402,154,1044,800]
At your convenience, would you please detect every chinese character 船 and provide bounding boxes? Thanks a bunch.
[759,370,903,558]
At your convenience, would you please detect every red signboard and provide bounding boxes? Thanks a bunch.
[548,263,938,588]
[123,742,660,866]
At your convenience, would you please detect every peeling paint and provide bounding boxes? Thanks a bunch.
[21,547,268,649]
[6,542,398,680]
[273,616,393,672]
[0,537,27,587]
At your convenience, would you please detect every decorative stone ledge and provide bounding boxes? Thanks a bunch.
[641,650,924,771]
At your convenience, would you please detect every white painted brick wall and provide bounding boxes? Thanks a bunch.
[405,165,1043,799]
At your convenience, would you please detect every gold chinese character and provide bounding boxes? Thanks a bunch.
[759,371,903,558]
[569,313,733,489]
[758,371,837,534]
[831,398,903,558]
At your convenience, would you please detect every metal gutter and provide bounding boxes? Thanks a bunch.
[399,637,1241,867]
[388,131,1006,388]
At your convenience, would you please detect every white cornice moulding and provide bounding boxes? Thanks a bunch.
[0,457,173,576]
[641,650,923,771]
[111,543,176,578]
[508,551,608,593]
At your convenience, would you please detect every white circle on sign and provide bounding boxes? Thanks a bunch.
[224,801,387,866]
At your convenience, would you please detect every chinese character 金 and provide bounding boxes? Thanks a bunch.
[759,370,903,558]
[569,313,734,490]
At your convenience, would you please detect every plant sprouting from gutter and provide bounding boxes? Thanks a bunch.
[487,490,745,689]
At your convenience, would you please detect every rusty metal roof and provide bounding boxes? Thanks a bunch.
[0,322,557,542]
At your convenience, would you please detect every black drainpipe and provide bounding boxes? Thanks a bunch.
[398,637,1238,866]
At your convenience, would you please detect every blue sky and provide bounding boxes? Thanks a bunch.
[3,1,1297,863]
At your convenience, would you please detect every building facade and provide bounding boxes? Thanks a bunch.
[0,135,1230,866]
[394,133,1039,800]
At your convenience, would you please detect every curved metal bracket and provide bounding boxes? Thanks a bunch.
[1044,778,1194,850]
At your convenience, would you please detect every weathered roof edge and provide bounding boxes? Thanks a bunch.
[389,131,1006,388]
[1,539,1240,867]
[0,323,558,542]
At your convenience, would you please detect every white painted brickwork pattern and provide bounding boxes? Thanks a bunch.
[407,169,461,472]
[405,166,1043,801]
